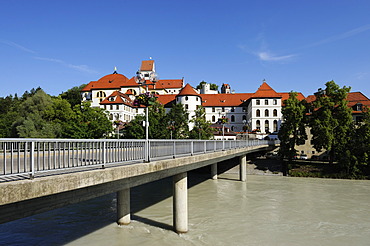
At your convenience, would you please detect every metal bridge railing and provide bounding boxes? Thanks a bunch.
[0,138,275,179]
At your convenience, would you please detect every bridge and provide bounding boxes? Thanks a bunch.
[0,138,279,233]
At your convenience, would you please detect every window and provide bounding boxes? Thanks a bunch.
[242,115,247,121]
[231,107,235,112]
[273,99,277,105]
[256,109,260,117]
[212,107,215,112]
[185,104,188,110]
[265,99,268,105]
[116,105,119,110]
[256,99,260,105]
[243,107,247,112]
[273,120,278,132]
[109,114,113,120]
[265,120,269,133]
[231,115,235,122]
[97,91,106,98]
[222,107,225,112]
[231,126,234,131]
[273,109,277,117]
[185,96,188,101]
[110,105,113,110]
[212,115,216,122]
[265,109,269,117]
[256,120,261,130]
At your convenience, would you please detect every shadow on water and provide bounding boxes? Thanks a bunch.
[0,157,250,245]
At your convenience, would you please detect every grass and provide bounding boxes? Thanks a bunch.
[286,160,369,179]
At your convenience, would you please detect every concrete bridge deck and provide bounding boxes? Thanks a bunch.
[0,139,278,232]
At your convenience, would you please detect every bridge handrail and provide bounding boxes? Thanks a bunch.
[0,138,277,179]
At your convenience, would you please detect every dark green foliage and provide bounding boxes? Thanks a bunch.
[189,106,213,139]
[278,91,307,162]
[309,81,352,165]
[0,88,112,139]
[59,84,86,107]
[195,81,218,91]
[165,103,189,139]
[64,102,113,139]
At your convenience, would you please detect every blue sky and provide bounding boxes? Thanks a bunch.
[1,0,370,98]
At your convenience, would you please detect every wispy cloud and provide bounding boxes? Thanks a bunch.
[257,51,296,62]
[34,56,98,74]
[0,39,36,54]
[306,24,370,48]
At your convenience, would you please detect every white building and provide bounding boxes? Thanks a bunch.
[81,60,305,139]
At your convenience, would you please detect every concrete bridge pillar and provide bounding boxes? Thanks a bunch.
[211,163,218,180]
[117,188,130,225]
[173,172,188,233]
[239,155,247,182]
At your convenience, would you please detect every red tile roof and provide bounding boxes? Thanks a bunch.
[100,91,133,106]
[177,83,199,96]
[159,79,184,89]
[157,94,176,107]
[81,73,129,91]
[280,92,306,102]
[201,93,253,107]
[140,60,154,71]
[252,82,281,98]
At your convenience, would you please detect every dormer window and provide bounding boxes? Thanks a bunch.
[109,97,115,102]
[355,103,363,111]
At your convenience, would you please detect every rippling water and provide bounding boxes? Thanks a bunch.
[1,173,370,246]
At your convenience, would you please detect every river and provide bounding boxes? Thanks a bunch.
[1,172,370,246]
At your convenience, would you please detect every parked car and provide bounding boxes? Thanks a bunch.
[300,154,308,160]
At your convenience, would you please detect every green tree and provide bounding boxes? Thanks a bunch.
[278,91,307,163]
[65,102,113,139]
[13,89,62,138]
[195,81,218,91]
[342,108,370,177]
[166,103,189,139]
[0,95,21,137]
[125,102,169,139]
[309,81,353,165]
[60,84,86,107]
[189,106,213,139]
[124,114,145,139]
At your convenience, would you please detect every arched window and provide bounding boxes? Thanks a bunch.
[185,96,188,101]
[256,120,260,130]
[231,126,235,131]
[256,109,260,117]
[265,120,269,133]
[231,115,235,122]
[109,114,113,120]
[212,115,216,122]
[97,91,106,98]
[273,109,277,117]
[265,109,269,117]
[273,120,278,132]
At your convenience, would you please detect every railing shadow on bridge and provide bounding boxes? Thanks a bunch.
[0,138,278,181]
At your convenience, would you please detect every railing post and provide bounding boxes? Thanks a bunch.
[30,141,35,179]
[173,140,176,158]
[191,141,194,156]
[102,141,106,168]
